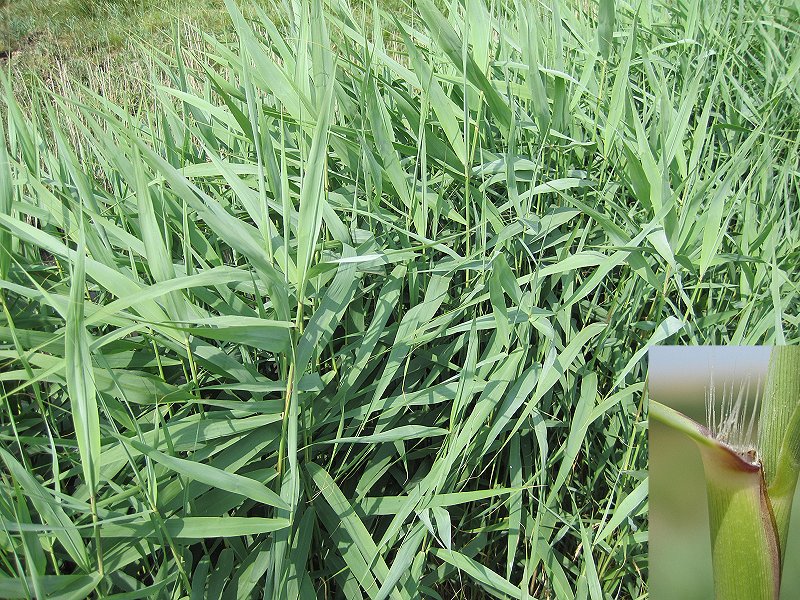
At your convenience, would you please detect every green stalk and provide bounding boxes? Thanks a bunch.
[759,347,800,555]
[650,347,800,600]
[700,441,780,600]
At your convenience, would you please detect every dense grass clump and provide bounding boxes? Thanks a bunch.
[0,0,798,597]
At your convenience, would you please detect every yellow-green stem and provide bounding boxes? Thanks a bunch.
[698,444,780,600]
[760,346,800,556]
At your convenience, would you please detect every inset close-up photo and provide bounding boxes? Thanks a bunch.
[650,346,800,600]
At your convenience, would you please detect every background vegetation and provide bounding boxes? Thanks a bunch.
[2,0,253,108]
[0,0,798,597]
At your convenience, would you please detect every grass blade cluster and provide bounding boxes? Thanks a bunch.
[1,0,798,597]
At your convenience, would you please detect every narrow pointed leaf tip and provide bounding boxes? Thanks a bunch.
[65,225,101,492]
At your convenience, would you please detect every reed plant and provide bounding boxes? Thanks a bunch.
[0,0,798,597]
